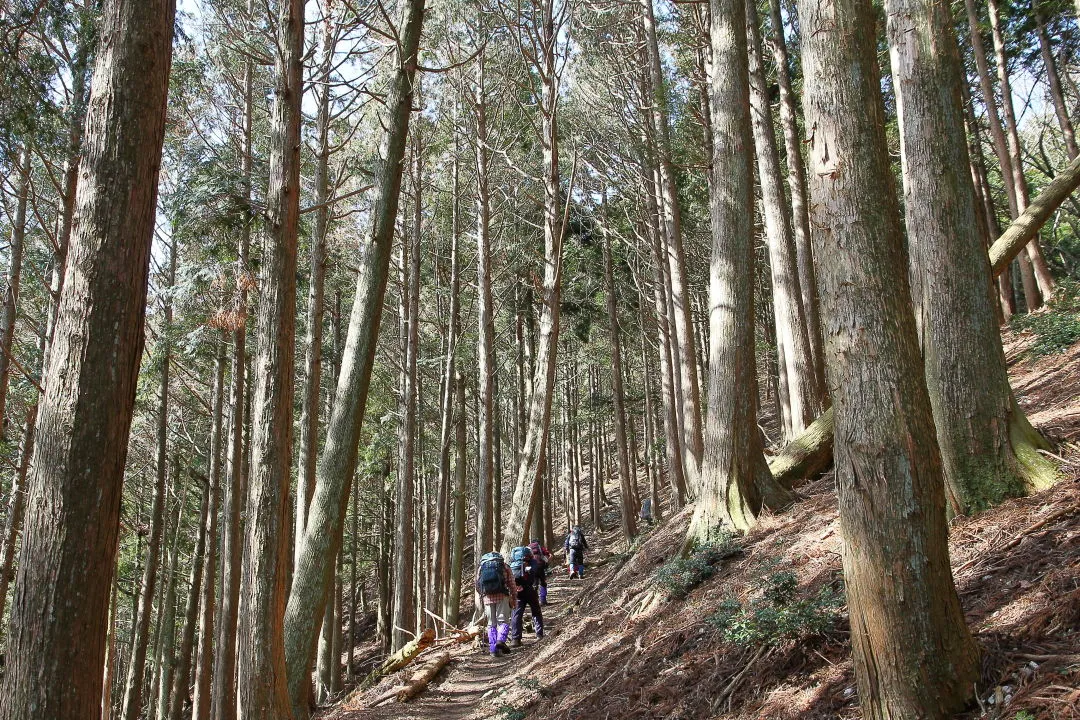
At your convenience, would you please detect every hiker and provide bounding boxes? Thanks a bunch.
[509,545,544,647]
[639,496,653,526]
[528,538,553,606]
[475,551,517,656]
[564,525,588,579]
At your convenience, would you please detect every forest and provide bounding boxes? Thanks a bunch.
[1,0,1079,718]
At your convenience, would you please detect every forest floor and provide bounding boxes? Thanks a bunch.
[323,325,1080,720]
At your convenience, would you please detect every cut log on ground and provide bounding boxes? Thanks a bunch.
[362,627,435,687]
[769,407,834,488]
[990,154,1080,278]
[369,652,451,707]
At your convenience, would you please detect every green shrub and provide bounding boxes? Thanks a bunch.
[1011,279,1080,357]
[498,705,527,720]
[707,570,843,647]
[652,532,741,599]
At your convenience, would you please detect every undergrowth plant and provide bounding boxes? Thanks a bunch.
[652,531,741,599]
[707,567,843,646]
[1010,279,1080,357]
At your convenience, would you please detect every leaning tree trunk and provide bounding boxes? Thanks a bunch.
[799,0,981,716]
[120,241,174,720]
[0,2,175,717]
[688,0,791,540]
[887,0,1059,516]
[1035,11,1078,160]
[237,0,304,717]
[746,1,823,439]
[283,0,426,706]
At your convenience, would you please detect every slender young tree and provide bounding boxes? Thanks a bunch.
[283,0,427,709]
[0,149,31,433]
[0,2,175,717]
[236,0,304,717]
[799,0,981,715]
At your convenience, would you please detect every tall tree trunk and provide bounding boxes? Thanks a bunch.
[283,0,426,701]
[888,0,1059,514]
[689,0,790,539]
[766,0,825,386]
[746,1,823,438]
[601,205,637,545]
[986,0,1055,302]
[390,134,422,654]
[0,402,37,635]
[0,3,175,717]
[103,566,120,720]
[192,339,227,720]
[799,0,981,714]
[211,22,254,719]
[296,2,336,569]
[0,148,31,434]
[153,464,185,720]
[963,0,1041,309]
[446,372,467,626]
[503,0,569,552]
[237,0,304,716]
[475,52,496,560]
[639,0,705,477]
[120,243,175,720]
[167,479,210,720]
[1035,11,1078,160]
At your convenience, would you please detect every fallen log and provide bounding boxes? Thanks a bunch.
[362,627,435,687]
[990,153,1080,278]
[768,407,834,488]
[369,652,451,707]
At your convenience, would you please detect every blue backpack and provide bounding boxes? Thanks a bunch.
[509,546,533,580]
[478,552,507,596]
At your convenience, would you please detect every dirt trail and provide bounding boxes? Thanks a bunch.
[326,529,614,720]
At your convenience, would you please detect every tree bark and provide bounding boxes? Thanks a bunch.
[446,372,467,626]
[746,1,823,439]
[153,465,185,720]
[1035,11,1078,160]
[689,0,790,540]
[0,3,175,717]
[237,0,304,717]
[799,1,981,714]
[283,0,426,702]
[0,403,37,635]
[888,0,1059,515]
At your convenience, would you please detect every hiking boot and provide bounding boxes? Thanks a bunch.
[496,642,510,654]
[511,637,522,648]
[489,649,499,657]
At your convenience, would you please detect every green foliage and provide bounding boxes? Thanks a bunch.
[706,570,843,647]
[1010,280,1080,357]
[498,704,527,720]
[652,532,741,600]
[1012,711,1036,720]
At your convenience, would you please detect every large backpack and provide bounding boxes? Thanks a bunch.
[509,546,533,580]
[477,552,508,596]
[529,541,547,568]
[568,529,584,550]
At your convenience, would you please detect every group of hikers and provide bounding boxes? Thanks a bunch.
[474,526,590,656]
